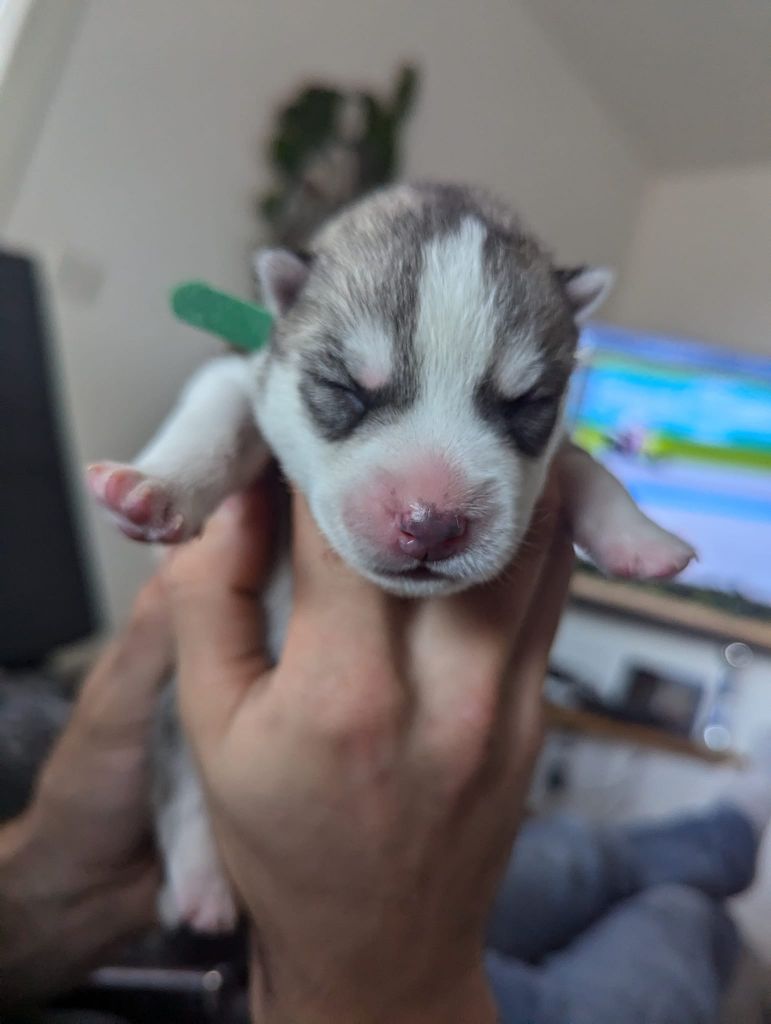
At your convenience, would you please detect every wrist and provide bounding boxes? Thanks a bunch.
[249,946,497,1024]
[0,813,61,1005]
[0,811,154,1008]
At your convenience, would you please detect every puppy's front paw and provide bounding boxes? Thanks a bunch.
[590,520,696,580]
[159,859,239,935]
[87,462,200,543]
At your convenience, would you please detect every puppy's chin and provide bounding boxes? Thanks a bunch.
[333,534,519,598]
[366,570,472,598]
[350,530,523,599]
[357,559,507,598]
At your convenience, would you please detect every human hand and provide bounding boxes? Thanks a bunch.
[166,474,572,1024]
[0,577,173,1006]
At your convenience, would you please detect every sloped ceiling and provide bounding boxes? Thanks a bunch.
[519,0,771,170]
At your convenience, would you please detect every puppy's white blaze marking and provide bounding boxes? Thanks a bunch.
[416,218,496,399]
[409,220,500,492]
[415,217,543,407]
[341,320,393,391]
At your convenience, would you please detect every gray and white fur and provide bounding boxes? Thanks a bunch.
[88,183,695,931]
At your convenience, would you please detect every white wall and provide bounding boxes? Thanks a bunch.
[4,0,647,625]
[0,0,85,224]
[613,163,771,353]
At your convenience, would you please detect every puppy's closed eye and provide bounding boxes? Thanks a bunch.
[301,375,370,440]
[476,380,562,458]
[498,389,560,456]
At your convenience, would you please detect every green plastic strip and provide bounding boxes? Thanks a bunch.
[171,280,273,352]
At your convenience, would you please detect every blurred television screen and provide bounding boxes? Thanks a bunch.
[569,323,771,608]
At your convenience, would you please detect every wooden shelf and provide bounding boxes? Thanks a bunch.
[544,700,741,765]
[570,572,771,652]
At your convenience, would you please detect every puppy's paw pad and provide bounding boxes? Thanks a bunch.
[159,869,238,935]
[86,462,191,543]
[595,526,696,581]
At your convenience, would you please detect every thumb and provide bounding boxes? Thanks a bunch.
[164,480,276,740]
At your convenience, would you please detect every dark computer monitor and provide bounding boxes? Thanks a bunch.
[0,250,97,666]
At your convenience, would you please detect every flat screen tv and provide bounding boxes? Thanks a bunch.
[568,323,771,646]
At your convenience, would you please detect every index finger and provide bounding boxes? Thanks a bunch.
[502,525,575,737]
[165,479,277,742]
[71,575,174,746]
[414,470,563,686]
[279,490,409,718]
[407,472,565,752]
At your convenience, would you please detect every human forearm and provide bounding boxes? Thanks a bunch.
[0,580,170,1008]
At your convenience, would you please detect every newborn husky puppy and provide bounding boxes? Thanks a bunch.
[88,183,695,930]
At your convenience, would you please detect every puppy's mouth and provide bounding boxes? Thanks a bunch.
[379,565,447,582]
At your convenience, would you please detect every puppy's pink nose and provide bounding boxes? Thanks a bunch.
[398,503,468,562]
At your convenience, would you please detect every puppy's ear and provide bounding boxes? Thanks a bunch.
[556,266,615,324]
[254,249,312,316]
